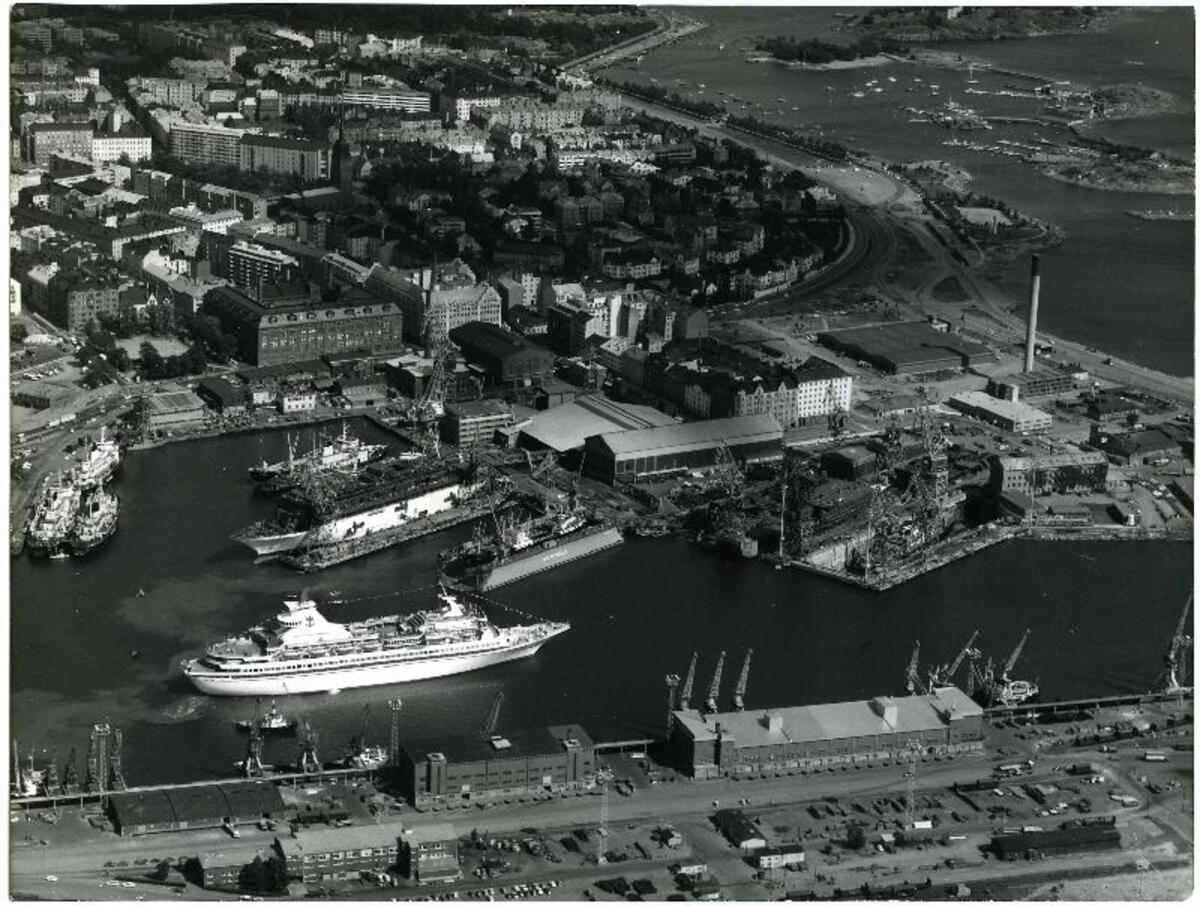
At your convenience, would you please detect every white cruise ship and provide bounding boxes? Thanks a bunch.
[181,589,569,696]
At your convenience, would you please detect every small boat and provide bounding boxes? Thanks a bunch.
[236,700,298,734]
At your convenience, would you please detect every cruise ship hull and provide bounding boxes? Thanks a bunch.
[183,635,555,697]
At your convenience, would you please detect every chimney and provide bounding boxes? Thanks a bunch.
[1023,254,1041,373]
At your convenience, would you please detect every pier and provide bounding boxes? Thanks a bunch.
[984,689,1194,721]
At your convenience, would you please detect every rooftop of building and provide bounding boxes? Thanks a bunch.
[594,413,783,459]
[673,686,982,747]
[145,386,206,414]
[950,390,1051,420]
[449,321,549,360]
[995,450,1108,471]
[818,321,993,368]
[400,723,594,766]
[448,398,512,418]
[519,394,677,453]
[275,823,403,857]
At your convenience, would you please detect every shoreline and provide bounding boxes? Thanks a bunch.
[1038,167,1195,197]
[776,54,893,71]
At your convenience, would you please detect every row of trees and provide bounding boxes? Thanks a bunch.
[754,36,907,64]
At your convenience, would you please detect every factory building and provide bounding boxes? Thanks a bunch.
[583,414,784,484]
[393,724,596,808]
[107,780,285,836]
[818,321,995,375]
[713,809,767,851]
[448,322,556,387]
[991,451,1109,497]
[1089,425,1183,467]
[441,399,514,448]
[986,371,1074,402]
[204,284,404,366]
[948,390,1052,434]
[669,686,984,780]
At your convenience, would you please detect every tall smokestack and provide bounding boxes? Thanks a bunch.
[1023,254,1041,373]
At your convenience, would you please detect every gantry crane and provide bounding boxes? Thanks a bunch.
[731,649,753,711]
[704,651,726,715]
[297,721,320,774]
[1158,594,1193,693]
[930,630,979,690]
[678,652,698,711]
[905,640,925,696]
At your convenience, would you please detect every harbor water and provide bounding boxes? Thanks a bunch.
[9,422,1192,784]
[603,6,1195,375]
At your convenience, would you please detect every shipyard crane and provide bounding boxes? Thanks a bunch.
[905,641,926,696]
[1158,594,1193,693]
[731,649,753,711]
[482,691,504,738]
[704,651,726,715]
[678,652,698,711]
[243,726,265,778]
[930,630,979,689]
[297,721,320,774]
[665,673,681,736]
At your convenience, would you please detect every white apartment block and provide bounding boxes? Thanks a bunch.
[341,87,431,113]
[170,121,245,166]
[91,133,152,163]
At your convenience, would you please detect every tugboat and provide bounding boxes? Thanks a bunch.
[235,700,298,734]
[69,488,120,556]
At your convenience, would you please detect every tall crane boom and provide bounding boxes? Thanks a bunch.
[1002,629,1031,679]
[679,652,698,711]
[482,691,504,737]
[732,649,753,711]
[905,640,923,695]
[704,651,726,714]
[932,630,979,688]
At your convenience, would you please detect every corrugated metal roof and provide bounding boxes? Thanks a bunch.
[597,414,782,458]
[520,395,675,453]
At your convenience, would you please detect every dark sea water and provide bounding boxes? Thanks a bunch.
[604,7,1195,375]
[9,423,1192,784]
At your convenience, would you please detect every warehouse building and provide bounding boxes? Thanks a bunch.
[712,809,766,851]
[669,686,984,780]
[991,451,1109,497]
[108,781,285,836]
[518,394,677,454]
[273,825,401,884]
[441,399,514,448]
[583,414,783,484]
[755,844,805,870]
[948,390,1052,434]
[818,321,995,374]
[197,376,249,414]
[394,724,596,807]
[449,322,556,387]
[143,385,208,431]
[990,822,1120,861]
